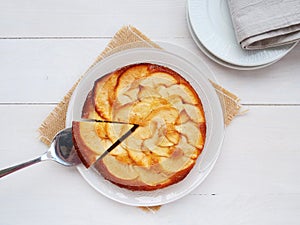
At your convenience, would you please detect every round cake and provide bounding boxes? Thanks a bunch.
[72,63,206,191]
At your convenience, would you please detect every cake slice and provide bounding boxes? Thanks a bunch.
[72,121,136,168]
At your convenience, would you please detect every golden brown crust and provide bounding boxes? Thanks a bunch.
[81,91,95,119]
[72,121,94,168]
[94,159,195,191]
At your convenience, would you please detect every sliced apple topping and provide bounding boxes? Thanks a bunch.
[175,121,204,149]
[158,84,199,105]
[94,73,120,120]
[138,72,177,88]
[73,63,206,191]
[102,155,139,180]
[183,103,205,123]
[117,86,140,105]
[134,166,169,185]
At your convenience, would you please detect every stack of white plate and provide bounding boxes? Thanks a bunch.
[187,0,298,70]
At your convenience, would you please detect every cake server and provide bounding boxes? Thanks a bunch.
[0,127,81,178]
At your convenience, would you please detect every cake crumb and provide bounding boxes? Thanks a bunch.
[138,205,162,213]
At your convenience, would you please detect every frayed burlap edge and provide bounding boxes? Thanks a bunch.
[210,81,241,125]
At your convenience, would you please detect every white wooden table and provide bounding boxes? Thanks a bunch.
[0,1,299,224]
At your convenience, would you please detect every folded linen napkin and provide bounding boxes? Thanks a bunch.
[227,0,300,50]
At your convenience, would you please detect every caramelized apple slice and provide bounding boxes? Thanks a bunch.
[183,103,205,123]
[93,71,121,120]
[82,90,104,120]
[160,136,199,173]
[134,166,169,185]
[158,84,200,105]
[175,121,205,149]
[138,72,177,88]
[101,154,139,180]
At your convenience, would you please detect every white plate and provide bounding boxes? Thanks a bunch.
[66,44,225,206]
[187,0,298,67]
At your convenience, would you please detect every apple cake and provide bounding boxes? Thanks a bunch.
[72,63,206,191]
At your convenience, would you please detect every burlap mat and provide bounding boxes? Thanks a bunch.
[37,25,241,211]
[38,25,241,146]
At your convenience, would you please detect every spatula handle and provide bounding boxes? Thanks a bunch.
[0,156,42,178]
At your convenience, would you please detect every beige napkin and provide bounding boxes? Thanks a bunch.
[227,0,300,50]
